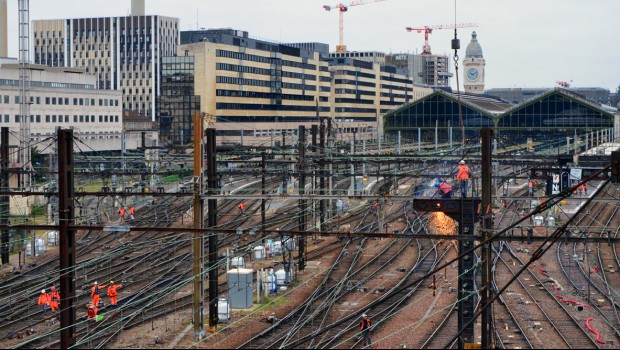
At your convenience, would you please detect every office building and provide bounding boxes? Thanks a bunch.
[0,63,123,155]
[178,29,332,146]
[33,11,179,119]
[157,55,200,145]
[386,53,452,87]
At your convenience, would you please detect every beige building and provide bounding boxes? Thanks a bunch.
[32,14,179,120]
[0,63,123,157]
[179,29,332,146]
[176,29,432,146]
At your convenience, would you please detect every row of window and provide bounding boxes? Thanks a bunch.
[381,83,410,91]
[216,50,317,70]
[216,103,329,112]
[332,70,376,79]
[334,79,376,88]
[335,88,376,96]
[0,79,95,90]
[0,95,119,107]
[381,75,413,85]
[215,89,315,102]
[215,76,317,91]
[1,114,120,123]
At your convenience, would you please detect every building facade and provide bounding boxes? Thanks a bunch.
[32,15,179,119]
[178,29,332,146]
[0,63,123,156]
[386,53,452,87]
[157,55,200,145]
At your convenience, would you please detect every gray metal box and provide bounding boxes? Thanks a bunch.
[227,268,253,309]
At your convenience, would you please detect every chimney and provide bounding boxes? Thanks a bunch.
[131,0,145,16]
[0,0,7,57]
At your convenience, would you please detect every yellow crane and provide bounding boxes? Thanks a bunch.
[323,0,387,53]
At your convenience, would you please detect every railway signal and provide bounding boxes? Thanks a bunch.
[611,151,620,183]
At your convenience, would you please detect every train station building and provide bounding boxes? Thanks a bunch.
[383,88,618,147]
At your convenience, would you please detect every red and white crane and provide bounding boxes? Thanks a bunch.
[406,23,478,55]
[324,0,387,53]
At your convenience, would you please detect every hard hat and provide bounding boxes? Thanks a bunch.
[41,289,46,294]
[362,313,367,317]
[460,160,465,165]
[94,281,98,285]
[110,281,114,284]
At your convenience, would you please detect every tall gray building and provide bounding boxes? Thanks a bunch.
[33,10,179,120]
[386,53,452,87]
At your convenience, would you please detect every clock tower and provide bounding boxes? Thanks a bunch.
[463,31,485,94]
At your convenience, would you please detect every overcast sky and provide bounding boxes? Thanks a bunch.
[5,0,620,91]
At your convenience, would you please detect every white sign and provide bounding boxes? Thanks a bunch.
[552,174,560,194]
[570,168,582,181]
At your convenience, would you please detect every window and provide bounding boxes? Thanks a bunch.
[91,99,95,105]
[114,116,119,122]
[58,98,63,106]
[15,115,20,122]
[79,98,84,106]
[36,97,41,104]
[46,115,50,122]
[104,115,108,122]
[73,115,77,122]
[65,115,69,122]
[99,115,102,122]
[73,98,78,105]
[3,115,7,123]
[45,97,50,104]
[52,115,57,123]
[36,115,41,123]
[79,115,83,122]
[3,96,8,104]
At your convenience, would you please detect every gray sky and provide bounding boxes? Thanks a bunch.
[6,0,620,91]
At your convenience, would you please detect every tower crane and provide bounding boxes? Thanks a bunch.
[324,0,387,53]
[406,23,478,55]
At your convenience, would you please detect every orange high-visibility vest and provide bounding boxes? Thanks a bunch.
[129,207,135,215]
[119,207,125,216]
[456,165,470,181]
[107,284,122,297]
[38,293,50,305]
[439,182,452,194]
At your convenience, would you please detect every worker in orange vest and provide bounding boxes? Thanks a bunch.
[87,303,99,320]
[360,313,372,346]
[49,286,60,312]
[239,202,245,213]
[129,206,135,222]
[37,289,50,314]
[528,179,534,196]
[91,281,106,306]
[456,160,471,198]
[107,281,123,306]
[118,207,126,222]
[583,183,588,195]
[435,179,452,199]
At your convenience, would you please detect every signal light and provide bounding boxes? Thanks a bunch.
[612,151,620,183]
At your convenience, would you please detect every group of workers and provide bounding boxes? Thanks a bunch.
[38,280,124,320]
[87,280,123,320]
[118,206,136,222]
[434,160,471,199]
[37,286,61,314]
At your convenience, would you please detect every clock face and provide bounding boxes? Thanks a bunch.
[467,68,479,81]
